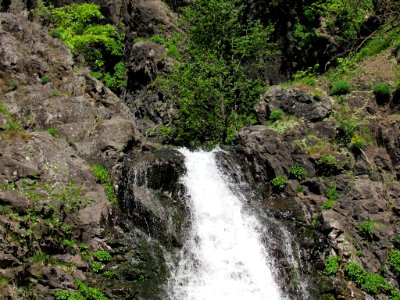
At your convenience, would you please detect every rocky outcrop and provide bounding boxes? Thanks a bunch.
[0,11,179,299]
[256,86,333,123]
[116,150,187,246]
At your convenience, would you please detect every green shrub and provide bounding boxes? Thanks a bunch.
[338,119,357,144]
[93,250,112,262]
[373,82,392,103]
[359,220,377,240]
[390,249,400,277]
[318,155,339,175]
[345,262,400,298]
[47,127,60,138]
[54,290,84,300]
[330,80,352,95]
[326,182,339,201]
[271,176,287,190]
[91,165,118,206]
[92,165,111,184]
[324,256,341,276]
[156,0,276,145]
[75,280,108,300]
[351,134,367,150]
[49,3,125,92]
[103,62,127,91]
[103,270,116,278]
[289,164,307,181]
[149,35,165,44]
[91,262,104,273]
[40,75,50,85]
[269,109,285,122]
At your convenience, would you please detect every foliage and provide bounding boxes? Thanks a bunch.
[324,256,341,276]
[91,262,104,273]
[318,155,339,175]
[289,164,308,181]
[373,82,392,102]
[93,250,112,262]
[269,109,285,122]
[91,165,118,205]
[351,134,367,150]
[344,262,400,298]
[265,116,300,134]
[103,62,127,92]
[359,220,377,240]
[47,127,60,138]
[330,80,352,95]
[0,100,22,132]
[49,3,126,92]
[390,249,400,277]
[55,280,108,300]
[323,181,339,209]
[311,0,374,44]
[149,35,165,44]
[271,176,287,190]
[54,290,84,300]
[337,119,357,145]
[40,75,50,85]
[103,270,116,278]
[157,0,276,145]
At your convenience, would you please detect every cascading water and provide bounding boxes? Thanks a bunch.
[168,148,283,300]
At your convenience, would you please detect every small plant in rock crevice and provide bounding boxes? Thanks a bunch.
[289,164,308,181]
[359,220,378,240]
[91,165,118,206]
[271,176,287,191]
[324,255,341,276]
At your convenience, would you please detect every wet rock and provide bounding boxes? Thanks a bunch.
[117,150,187,246]
[256,86,333,123]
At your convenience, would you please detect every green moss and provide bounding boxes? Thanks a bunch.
[389,249,400,277]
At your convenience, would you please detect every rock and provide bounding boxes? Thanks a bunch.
[117,150,187,246]
[126,42,167,92]
[256,86,333,123]
[0,252,20,268]
[0,13,73,91]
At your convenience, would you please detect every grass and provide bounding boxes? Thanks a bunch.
[91,165,118,206]
[265,116,301,134]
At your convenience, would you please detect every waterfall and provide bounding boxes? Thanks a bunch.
[168,148,283,300]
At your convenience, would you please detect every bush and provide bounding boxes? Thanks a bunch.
[91,262,104,273]
[390,249,400,277]
[49,3,125,92]
[359,220,377,240]
[91,165,118,205]
[338,119,357,144]
[351,134,367,150]
[318,155,339,175]
[93,250,112,262]
[345,262,399,298]
[269,109,285,122]
[289,164,308,181]
[330,80,352,95]
[157,0,276,145]
[324,256,341,276]
[373,82,392,104]
[271,176,287,190]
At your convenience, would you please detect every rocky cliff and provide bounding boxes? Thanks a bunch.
[0,0,399,299]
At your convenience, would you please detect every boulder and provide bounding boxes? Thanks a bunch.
[256,86,333,123]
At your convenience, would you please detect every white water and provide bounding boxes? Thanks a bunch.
[168,148,282,300]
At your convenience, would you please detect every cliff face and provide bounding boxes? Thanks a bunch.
[0,0,400,299]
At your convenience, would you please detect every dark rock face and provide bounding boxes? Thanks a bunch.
[117,150,188,247]
[256,86,333,123]
[126,42,167,91]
